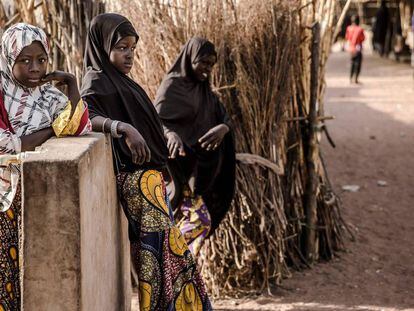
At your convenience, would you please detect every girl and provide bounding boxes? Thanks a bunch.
[81,14,212,311]
[154,37,236,256]
[0,23,91,310]
[346,15,365,84]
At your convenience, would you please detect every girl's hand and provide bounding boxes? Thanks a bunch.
[165,131,185,159]
[41,71,76,86]
[199,124,229,151]
[118,122,151,165]
[42,71,80,117]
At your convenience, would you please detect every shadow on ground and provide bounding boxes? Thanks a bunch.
[213,52,414,311]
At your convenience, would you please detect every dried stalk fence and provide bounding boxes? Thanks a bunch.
[109,0,347,297]
[2,0,348,298]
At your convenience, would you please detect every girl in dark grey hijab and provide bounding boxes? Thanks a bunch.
[81,15,212,310]
[155,37,235,255]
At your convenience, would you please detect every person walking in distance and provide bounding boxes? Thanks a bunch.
[346,15,365,84]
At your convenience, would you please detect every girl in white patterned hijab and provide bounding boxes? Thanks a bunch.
[1,23,68,140]
[0,23,91,146]
[0,23,91,212]
[0,23,91,310]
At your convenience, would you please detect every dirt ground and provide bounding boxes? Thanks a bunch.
[213,52,414,310]
[132,51,414,310]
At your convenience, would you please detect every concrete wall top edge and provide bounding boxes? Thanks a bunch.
[23,133,104,163]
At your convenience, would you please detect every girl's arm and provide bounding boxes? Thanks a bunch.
[0,126,53,154]
[90,116,151,165]
[164,130,185,159]
[20,127,54,152]
[199,98,230,151]
[66,78,81,116]
[41,71,80,117]
[43,73,92,138]
[90,115,111,133]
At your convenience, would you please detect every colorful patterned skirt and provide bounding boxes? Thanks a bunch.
[117,169,212,311]
[0,187,21,311]
[176,188,211,256]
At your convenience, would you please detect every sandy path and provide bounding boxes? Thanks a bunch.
[132,51,414,311]
[213,51,414,311]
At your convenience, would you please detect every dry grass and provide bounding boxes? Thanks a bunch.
[108,0,346,297]
[2,0,348,298]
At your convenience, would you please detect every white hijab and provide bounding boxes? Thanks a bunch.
[0,23,70,212]
[0,23,68,137]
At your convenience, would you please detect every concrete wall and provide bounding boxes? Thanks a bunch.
[21,133,131,311]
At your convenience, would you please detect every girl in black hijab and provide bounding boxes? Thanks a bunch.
[155,37,236,255]
[81,14,212,311]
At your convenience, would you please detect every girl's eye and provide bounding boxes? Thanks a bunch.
[118,46,126,50]
[20,59,30,64]
[39,58,47,63]
[131,46,136,51]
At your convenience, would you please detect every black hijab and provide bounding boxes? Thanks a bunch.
[154,37,226,147]
[154,37,236,233]
[81,13,168,172]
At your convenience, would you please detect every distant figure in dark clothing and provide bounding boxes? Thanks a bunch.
[346,15,365,84]
[391,9,407,61]
[373,0,389,56]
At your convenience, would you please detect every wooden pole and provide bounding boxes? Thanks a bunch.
[0,2,7,28]
[333,0,352,40]
[357,2,364,25]
[304,21,321,264]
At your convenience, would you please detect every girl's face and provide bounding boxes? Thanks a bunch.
[109,36,137,74]
[12,41,48,88]
[192,54,216,82]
